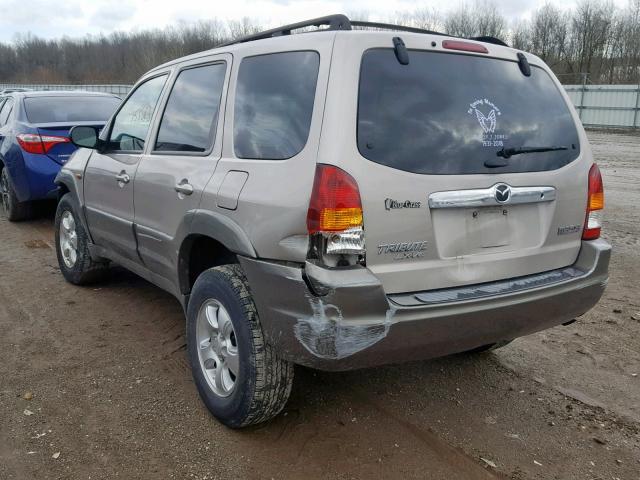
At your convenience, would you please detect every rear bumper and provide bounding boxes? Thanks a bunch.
[239,239,610,371]
[23,152,61,200]
[5,149,60,202]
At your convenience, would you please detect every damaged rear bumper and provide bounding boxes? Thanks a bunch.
[238,239,610,371]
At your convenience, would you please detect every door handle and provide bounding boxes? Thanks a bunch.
[175,180,194,196]
[115,171,130,184]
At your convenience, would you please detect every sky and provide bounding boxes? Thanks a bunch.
[0,0,631,43]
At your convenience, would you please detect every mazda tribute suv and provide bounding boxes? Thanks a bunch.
[54,15,611,428]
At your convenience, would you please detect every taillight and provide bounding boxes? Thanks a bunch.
[307,164,365,262]
[582,163,604,240]
[16,133,69,154]
[442,40,489,54]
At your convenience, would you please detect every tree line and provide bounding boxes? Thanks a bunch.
[1,0,639,85]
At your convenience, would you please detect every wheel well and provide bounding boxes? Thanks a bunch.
[179,235,238,295]
[56,183,70,202]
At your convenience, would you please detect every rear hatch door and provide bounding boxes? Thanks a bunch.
[323,34,590,294]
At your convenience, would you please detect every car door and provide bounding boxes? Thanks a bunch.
[83,74,168,261]
[133,56,231,282]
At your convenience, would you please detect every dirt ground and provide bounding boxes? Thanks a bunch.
[0,131,639,480]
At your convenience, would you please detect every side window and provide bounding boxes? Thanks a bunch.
[108,75,167,152]
[234,51,320,160]
[0,98,14,127]
[155,63,226,153]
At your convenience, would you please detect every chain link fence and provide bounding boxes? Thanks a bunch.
[557,73,640,129]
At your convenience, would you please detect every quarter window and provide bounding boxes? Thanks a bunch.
[155,63,226,153]
[234,51,319,160]
[108,75,167,152]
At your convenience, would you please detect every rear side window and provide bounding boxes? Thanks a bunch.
[0,98,13,126]
[24,96,120,124]
[108,75,167,152]
[358,49,580,174]
[234,51,319,160]
[155,63,226,153]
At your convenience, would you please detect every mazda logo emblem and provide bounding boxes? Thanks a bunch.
[495,184,511,203]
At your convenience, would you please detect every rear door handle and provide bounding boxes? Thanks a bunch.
[115,171,130,184]
[175,180,194,196]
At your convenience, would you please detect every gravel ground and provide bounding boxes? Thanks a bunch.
[0,131,638,479]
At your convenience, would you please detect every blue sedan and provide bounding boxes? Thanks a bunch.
[0,91,121,221]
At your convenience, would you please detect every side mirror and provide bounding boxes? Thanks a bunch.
[70,126,100,149]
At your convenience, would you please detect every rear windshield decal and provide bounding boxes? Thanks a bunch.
[468,99,507,148]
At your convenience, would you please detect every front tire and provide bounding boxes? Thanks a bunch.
[187,264,294,428]
[55,193,109,285]
[1,166,34,221]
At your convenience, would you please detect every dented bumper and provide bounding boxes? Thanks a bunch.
[238,239,610,371]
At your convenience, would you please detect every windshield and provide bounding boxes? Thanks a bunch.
[24,96,121,124]
[357,49,580,174]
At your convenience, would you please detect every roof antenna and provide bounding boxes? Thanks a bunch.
[393,37,409,65]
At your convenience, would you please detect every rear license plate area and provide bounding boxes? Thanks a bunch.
[467,207,510,248]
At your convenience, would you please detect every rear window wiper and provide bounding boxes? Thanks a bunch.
[485,145,569,167]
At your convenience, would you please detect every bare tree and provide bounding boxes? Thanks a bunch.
[1,2,639,85]
[444,5,477,37]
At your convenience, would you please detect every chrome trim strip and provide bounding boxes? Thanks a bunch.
[428,184,556,209]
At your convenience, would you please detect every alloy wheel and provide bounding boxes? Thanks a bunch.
[0,170,10,216]
[59,210,78,268]
[196,299,239,397]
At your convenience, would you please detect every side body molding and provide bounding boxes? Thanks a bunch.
[188,209,257,258]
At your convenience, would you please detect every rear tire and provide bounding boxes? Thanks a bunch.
[1,167,34,221]
[55,193,109,285]
[187,264,294,428]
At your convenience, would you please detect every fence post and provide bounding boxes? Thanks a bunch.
[578,73,587,122]
[634,83,640,129]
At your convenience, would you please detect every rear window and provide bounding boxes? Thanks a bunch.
[358,49,580,174]
[234,51,319,160]
[24,96,121,124]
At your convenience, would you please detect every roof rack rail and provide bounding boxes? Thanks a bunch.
[470,36,509,47]
[218,13,509,48]
[350,20,448,38]
[218,14,351,47]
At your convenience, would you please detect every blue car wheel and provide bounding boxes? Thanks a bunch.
[1,166,33,221]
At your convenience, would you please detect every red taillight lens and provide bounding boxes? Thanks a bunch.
[442,40,489,54]
[307,164,363,234]
[16,133,69,154]
[582,163,604,240]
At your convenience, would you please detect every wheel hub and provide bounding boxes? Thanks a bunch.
[59,211,79,268]
[196,300,239,397]
[0,171,10,215]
